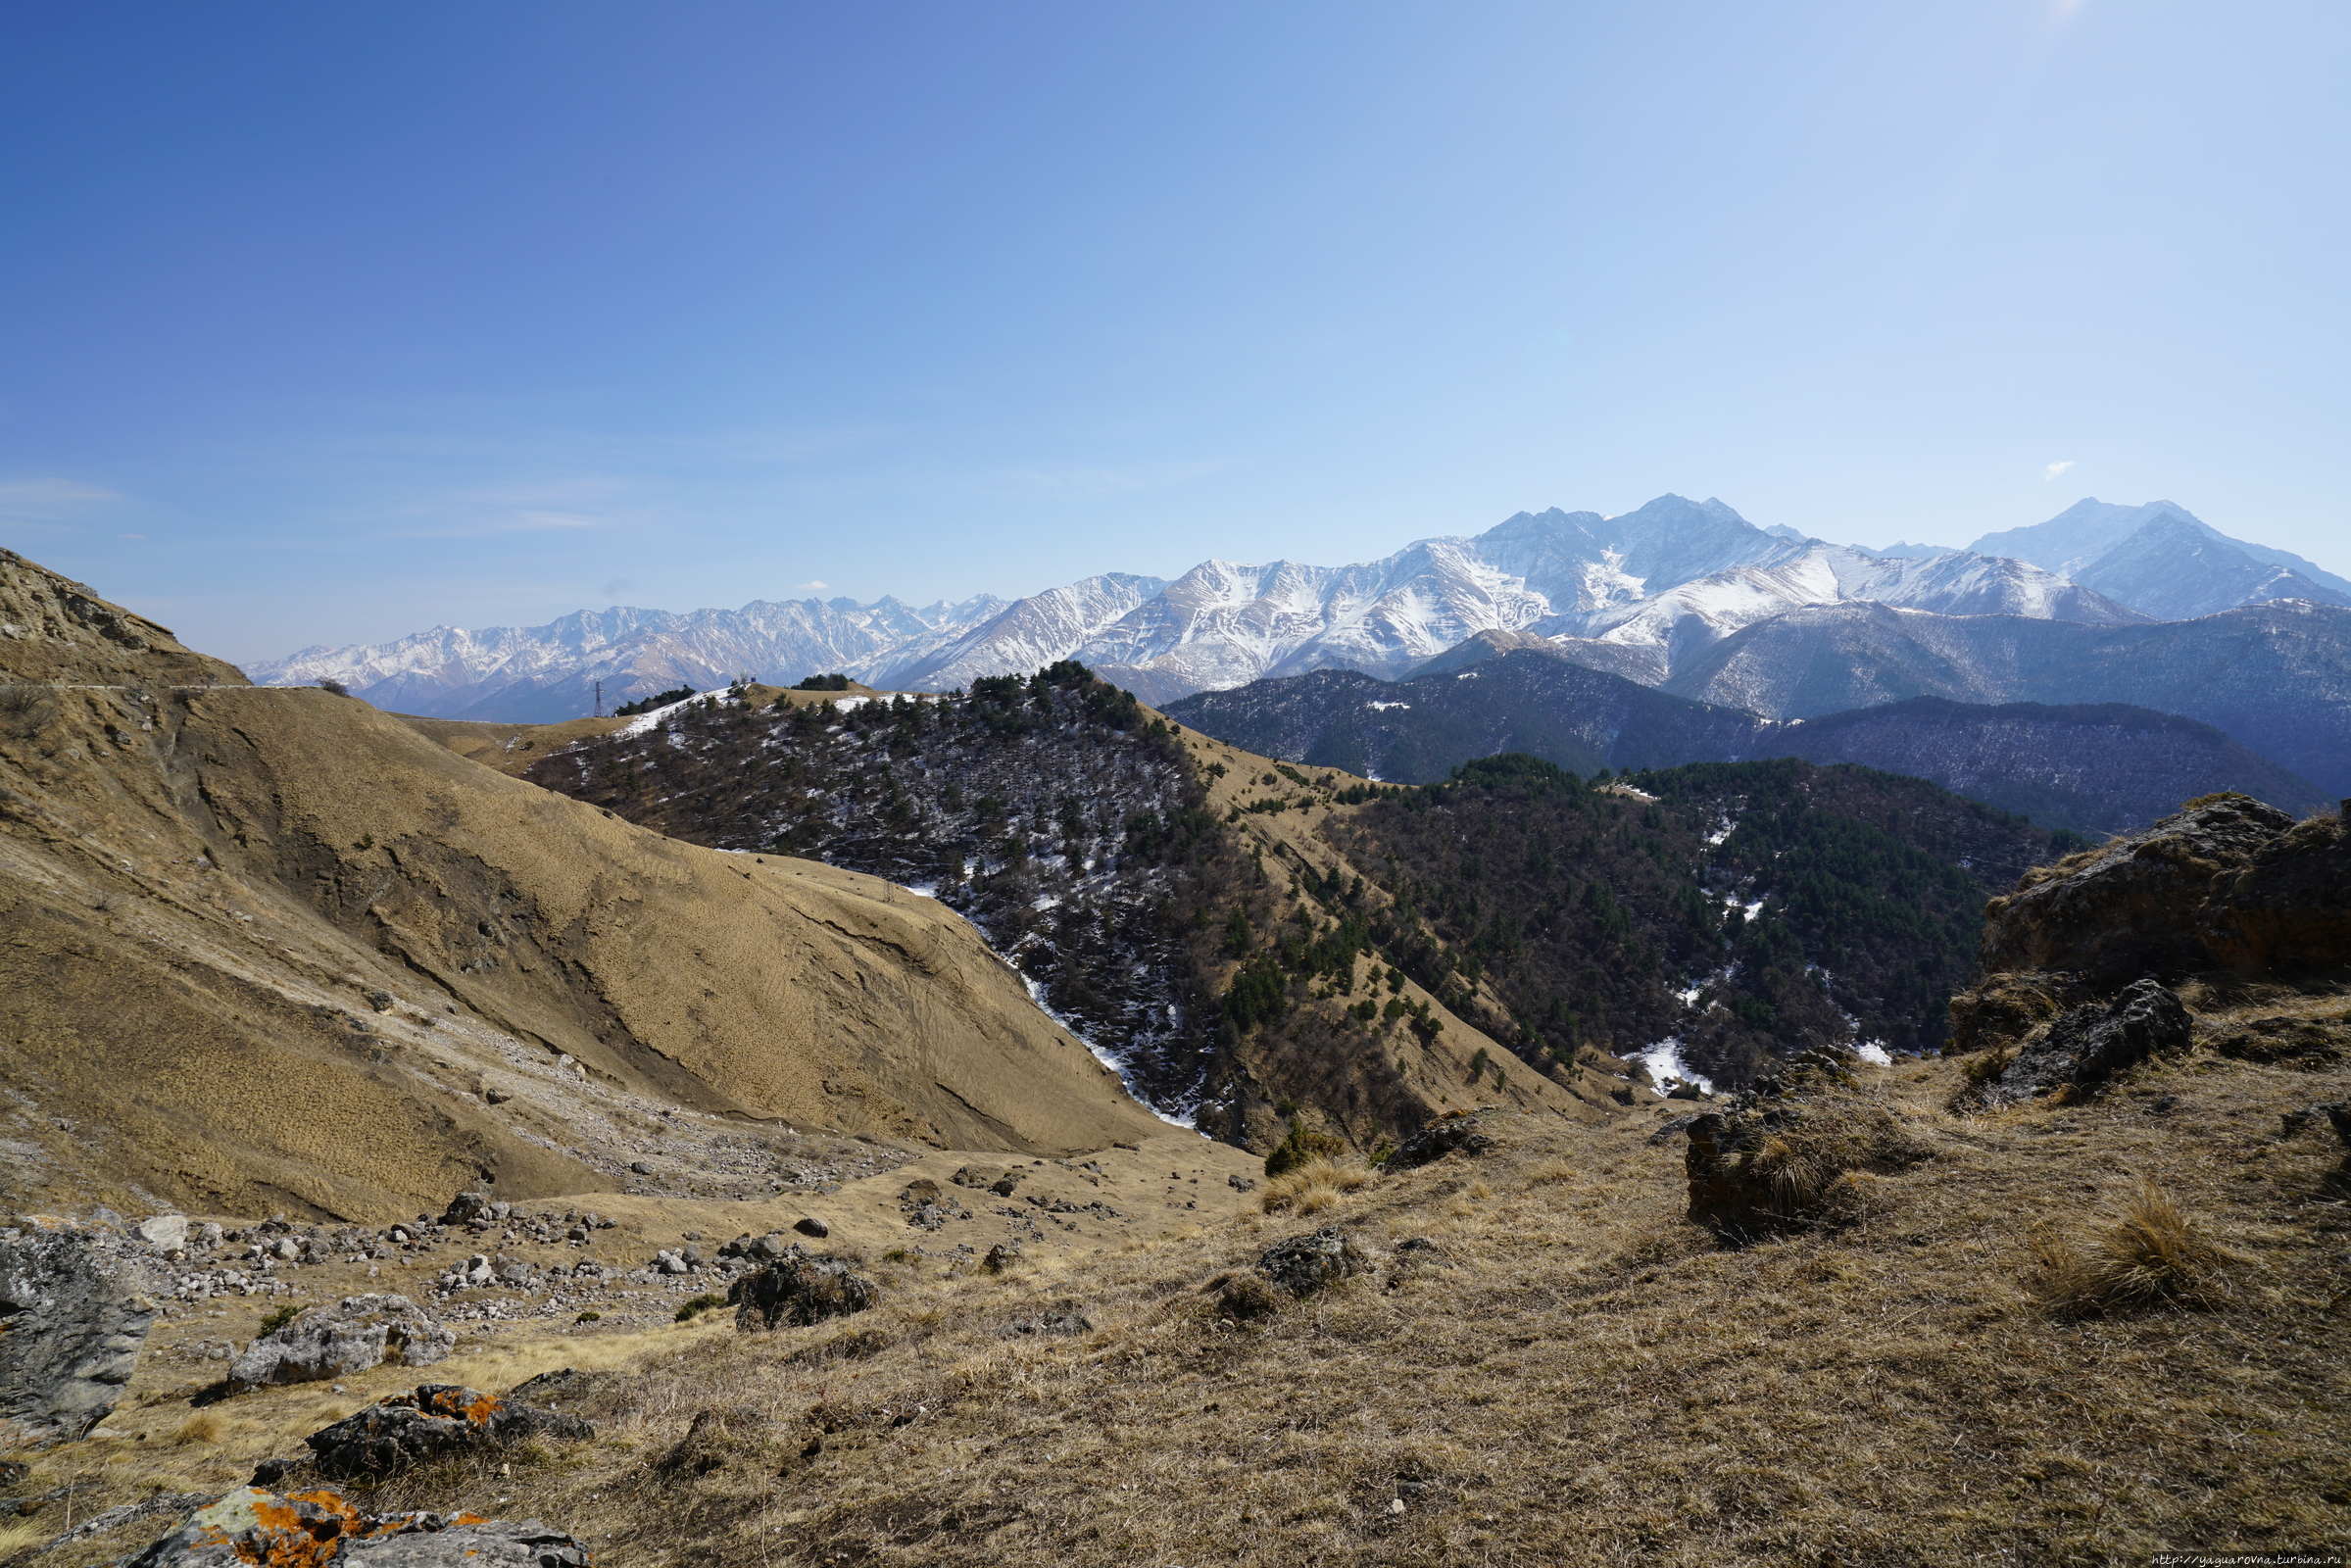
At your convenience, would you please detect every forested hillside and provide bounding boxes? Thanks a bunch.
[1312,755,2057,1089]
[523,664,2068,1141]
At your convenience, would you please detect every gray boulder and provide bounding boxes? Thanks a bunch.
[301,1384,593,1479]
[1979,979,2192,1105]
[133,1214,189,1253]
[727,1247,876,1330]
[0,1222,166,1445]
[122,1486,589,1566]
[226,1294,454,1392]
[1253,1227,1368,1298]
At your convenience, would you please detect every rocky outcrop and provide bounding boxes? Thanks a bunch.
[0,1221,165,1445]
[1976,796,2295,986]
[1685,1048,1917,1236]
[1969,980,2193,1107]
[2201,808,2351,972]
[300,1384,594,1479]
[727,1249,877,1331]
[122,1486,590,1566]
[1385,1110,1498,1171]
[1252,1228,1368,1298]
[225,1294,455,1392]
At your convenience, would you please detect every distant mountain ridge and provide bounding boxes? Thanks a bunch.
[259,494,2156,720]
[1162,648,2332,835]
[1962,499,2351,620]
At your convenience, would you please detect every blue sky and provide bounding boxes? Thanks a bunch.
[4,1,2345,663]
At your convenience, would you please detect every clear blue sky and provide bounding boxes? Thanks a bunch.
[4,2,2345,664]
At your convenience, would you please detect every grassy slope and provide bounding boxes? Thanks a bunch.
[17,995,2345,1566]
[0,555,1167,1222]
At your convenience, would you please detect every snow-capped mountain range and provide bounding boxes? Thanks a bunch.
[251,494,2343,723]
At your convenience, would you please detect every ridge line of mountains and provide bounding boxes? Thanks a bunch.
[252,496,2351,733]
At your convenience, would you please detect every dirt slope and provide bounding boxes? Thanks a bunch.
[0,551,1165,1222]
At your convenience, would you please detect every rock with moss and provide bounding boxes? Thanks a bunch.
[727,1246,876,1330]
[1252,1227,1368,1298]
[298,1384,592,1480]
[1385,1108,1499,1170]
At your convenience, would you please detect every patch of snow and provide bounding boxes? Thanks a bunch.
[613,688,720,738]
[1706,814,1735,846]
[1854,1041,1892,1066]
[903,882,939,900]
[1032,894,1061,911]
[1365,701,1411,711]
[1631,1037,1713,1096]
[1018,975,1200,1133]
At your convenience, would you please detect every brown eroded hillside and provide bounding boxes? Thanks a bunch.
[0,550,1166,1223]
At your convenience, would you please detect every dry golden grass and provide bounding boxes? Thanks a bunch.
[1258,1157,1372,1215]
[170,1413,220,1446]
[16,1033,2351,1568]
[2027,1179,2248,1317]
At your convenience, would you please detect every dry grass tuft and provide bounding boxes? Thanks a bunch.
[2027,1179,2245,1317]
[172,1412,221,1446]
[1258,1156,1370,1215]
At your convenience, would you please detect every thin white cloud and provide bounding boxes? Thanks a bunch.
[2042,460,2077,480]
[796,580,829,591]
[0,477,122,517]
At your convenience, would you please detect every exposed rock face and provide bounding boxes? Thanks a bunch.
[1253,1228,1368,1298]
[1385,1110,1498,1171]
[727,1249,877,1331]
[0,1222,165,1445]
[122,1486,590,1566]
[302,1384,594,1479]
[2202,809,2351,972]
[1972,981,2193,1107]
[226,1295,455,1392]
[1977,796,2296,986]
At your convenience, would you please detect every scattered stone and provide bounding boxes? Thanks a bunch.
[980,1243,1022,1274]
[629,1160,653,1175]
[1226,1174,1256,1193]
[0,1221,166,1445]
[1976,979,2192,1106]
[728,1248,876,1331]
[792,1215,830,1239]
[1253,1227,1368,1298]
[898,1178,942,1202]
[1386,1109,1498,1171]
[301,1384,593,1478]
[950,1165,1002,1189]
[366,990,396,1011]
[122,1486,591,1567]
[483,1088,513,1105]
[989,1174,1024,1197]
[225,1294,454,1392]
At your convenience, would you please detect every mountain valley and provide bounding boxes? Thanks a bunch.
[3,545,2346,1567]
